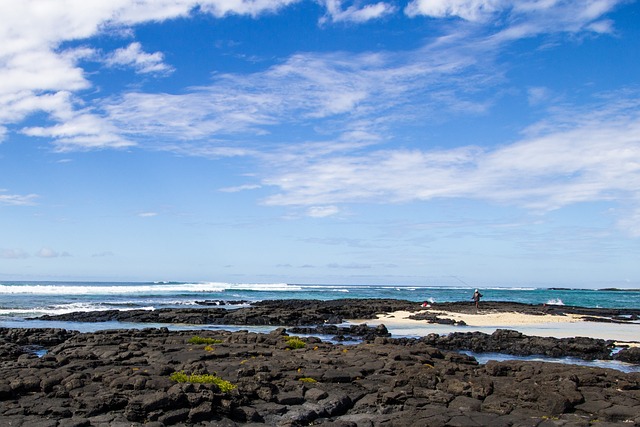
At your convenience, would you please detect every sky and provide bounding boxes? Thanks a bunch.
[0,0,639,288]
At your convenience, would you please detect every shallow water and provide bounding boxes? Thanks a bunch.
[460,350,640,374]
[5,319,638,374]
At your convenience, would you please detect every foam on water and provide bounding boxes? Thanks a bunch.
[0,303,156,317]
[0,282,300,295]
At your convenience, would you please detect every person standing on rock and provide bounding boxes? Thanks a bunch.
[472,289,482,309]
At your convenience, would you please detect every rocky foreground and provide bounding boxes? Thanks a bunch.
[3,299,639,426]
[1,325,639,426]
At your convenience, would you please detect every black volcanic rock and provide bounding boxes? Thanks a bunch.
[33,299,640,326]
[0,328,639,426]
[418,329,616,361]
[614,346,640,363]
[27,299,640,364]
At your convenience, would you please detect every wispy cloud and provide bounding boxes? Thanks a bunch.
[105,42,173,75]
[0,0,307,150]
[87,1,622,154]
[2,1,636,237]
[0,190,38,206]
[405,0,620,35]
[405,0,504,21]
[0,0,623,151]
[22,110,133,151]
[219,184,262,193]
[102,37,494,149]
[36,247,71,258]
[319,0,395,24]
[261,94,640,232]
[307,205,340,217]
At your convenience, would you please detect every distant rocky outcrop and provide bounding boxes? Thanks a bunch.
[33,299,640,326]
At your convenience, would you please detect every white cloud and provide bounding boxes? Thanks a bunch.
[138,212,159,217]
[103,90,279,141]
[405,0,622,37]
[198,0,301,17]
[105,42,173,74]
[0,191,38,206]
[0,0,305,151]
[319,0,395,24]
[22,111,133,151]
[405,0,505,21]
[527,86,552,106]
[307,205,340,217]
[219,184,263,192]
[0,0,622,152]
[261,95,640,232]
[36,247,71,258]
[102,42,489,148]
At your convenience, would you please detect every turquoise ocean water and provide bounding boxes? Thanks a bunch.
[1,281,639,372]
[1,281,638,322]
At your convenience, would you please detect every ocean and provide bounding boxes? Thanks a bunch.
[2,281,639,372]
[1,281,638,324]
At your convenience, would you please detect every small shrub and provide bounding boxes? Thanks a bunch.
[188,336,223,345]
[299,377,317,383]
[285,337,306,349]
[170,371,236,392]
[170,371,190,383]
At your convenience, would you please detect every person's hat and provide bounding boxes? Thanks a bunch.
[475,289,478,292]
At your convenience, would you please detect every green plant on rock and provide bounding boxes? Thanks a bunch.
[299,377,317,383]
[188,336,223,345]
[169,371,237,393]
[285,336,306,349]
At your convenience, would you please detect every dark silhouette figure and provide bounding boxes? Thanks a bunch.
[472,289,482,309]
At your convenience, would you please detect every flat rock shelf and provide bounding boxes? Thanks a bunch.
[1,327,639,426]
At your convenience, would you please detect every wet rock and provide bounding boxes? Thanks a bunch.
[614,346,640,363]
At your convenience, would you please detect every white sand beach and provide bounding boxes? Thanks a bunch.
[348,309,640,345]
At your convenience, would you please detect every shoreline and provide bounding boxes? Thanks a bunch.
[6,298,638,365]
[356,308,640,345]
[13,298,640,345]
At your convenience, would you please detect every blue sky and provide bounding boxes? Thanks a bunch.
[1,0,639,287]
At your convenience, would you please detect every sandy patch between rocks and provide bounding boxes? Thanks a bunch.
[347,309,640,344]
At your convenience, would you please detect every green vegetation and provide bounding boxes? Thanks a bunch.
[285,336,306,349]
[187,336,223,345]
[299,377,317,383]
[169,371,237,392]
